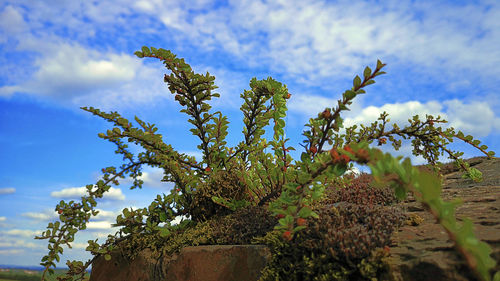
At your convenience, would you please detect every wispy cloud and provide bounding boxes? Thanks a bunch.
[50,186,125,201]
[0,237,44,249]
[0,187,15,195]
[0,249,24,255]
[0,229,42,238]
[1,1,498,110]
[0,217,6,222]
[21,210,58,221]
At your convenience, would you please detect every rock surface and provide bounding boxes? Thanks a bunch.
[90,156,500,281]
[90,245,271,281]
[383,156,500,281]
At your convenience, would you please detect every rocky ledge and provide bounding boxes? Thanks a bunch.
[382,156,500,281]
[90,156,500,281]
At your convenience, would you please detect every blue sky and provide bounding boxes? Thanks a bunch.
[0,0,499,268]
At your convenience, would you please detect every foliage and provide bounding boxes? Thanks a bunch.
[35,46,498,281]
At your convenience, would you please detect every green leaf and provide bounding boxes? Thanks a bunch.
[353,75,361,88]
[364,80,375,86]
[297,171,312,184]
[159,212,167,222]
[104,254,111,261]
[298,206,313,218]
[141,46,150,56]
[363,66,372,79]
[293,225,307,232]
[344,90,356,100]
[376,59,383,69]
[134,51,144,58]
[159,227,171,238]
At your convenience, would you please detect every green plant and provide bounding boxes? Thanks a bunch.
[35,46,499,281]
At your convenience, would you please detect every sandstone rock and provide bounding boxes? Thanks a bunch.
[382,156,500,281]
[90,157,500,281]
[90,245,272,281]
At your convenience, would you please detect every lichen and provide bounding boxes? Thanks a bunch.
[405,213,424,226]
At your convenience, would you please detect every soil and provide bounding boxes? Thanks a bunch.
[383,156,500,281]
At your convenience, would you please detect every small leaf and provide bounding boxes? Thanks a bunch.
[344,90,356,100]
[298,206,313,218]
[365,80,375,86]
[134,51,144,58]
[353,76,361,88]
[104,254,111,261]
[363,66,372,79]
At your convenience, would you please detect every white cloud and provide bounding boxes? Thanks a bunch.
[71,242,89,249]
[0,237,44,249]
[0,38,169,111]
[51,186,125,201]
[125,0,500,86]
[0,249,24,255]
[1,42,136,96]
[0,229,43,238]
[86,221,116,230]
[0,217,6,222]
[93,209,119,221]
[442,99,500,137]
[94,231,118,239]
[0,5,27,43]
[2,0,498,109]
[0,187,16,195]
[21,210,58,221]
[290,97,499,142]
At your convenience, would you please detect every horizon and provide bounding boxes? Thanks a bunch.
[1,0,499,268]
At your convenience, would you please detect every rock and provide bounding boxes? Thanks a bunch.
[382,156,500,281]
[90,245,272,281]
[90,157,500,281]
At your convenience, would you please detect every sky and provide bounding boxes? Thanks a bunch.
[0,0,499,269]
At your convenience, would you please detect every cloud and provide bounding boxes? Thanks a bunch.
[93,209,119,221]
[0,237,43,249]
[442,99,500,137]
[2,0,498,111]
[86,221,116,230]
[0,5,27,43]
[1,43,136,96]
[21,210,58,221]
[0,39,169,111]
[0,229,43,238]
[71,242,89,249]
[0,249,24,255]
[290,97,500,141]
[50,186,125,201]
[0,187,16,195]
[0,217,6,222]
[125,0,500,86]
